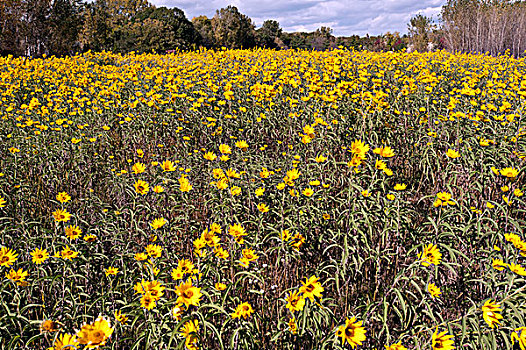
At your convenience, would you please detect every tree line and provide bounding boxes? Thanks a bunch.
[0,0,524,57]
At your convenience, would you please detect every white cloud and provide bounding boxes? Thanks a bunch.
[150,0,446,36]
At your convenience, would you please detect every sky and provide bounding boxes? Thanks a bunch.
[149,0,446,36]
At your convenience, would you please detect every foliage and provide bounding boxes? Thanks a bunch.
[1,48,526,349]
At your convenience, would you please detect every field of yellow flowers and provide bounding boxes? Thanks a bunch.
[0,48,525,349]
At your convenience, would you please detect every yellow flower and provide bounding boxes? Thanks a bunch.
[53,209,71,222]
[286,291,305,312]
[131,162,146,174]
[105,267,119,276]
[446,149,460,158]
[492,258,507,271]
[5,268,28,286]
[56,192,71,203]
[374,146,395,158]
[350,139,370,158]
[145,244,163,258]
[150,217,167,230]
[255,187,265,196]
[160,160,176,172]
[175,279,203,308]
[394,183,407,191]
[235,140,249,150]
[114,310,128,324]
[302,187,314,197]
[231,302,254,319]
[179,176,192,192]
[134,252,148,261]
[134,179,149,195]
[420,243,442,267]
[140,292,156,310]
[315,155,327,163]
[386,194,395,201]
[511,327,526,350]
[481,299,503,328]
[432,328,455,350]
[509,263,526,276]
[40,319,59,333]
[180,319,199,349]
[361,190,371,197]
[433,192,455,207]
[219,144,231,154]
[0,196,6,208]
[288,317,298,334]
[230,186,242,196]
[427,283,441,298]
[64,225,82,239]
[257,203,269,213]
[299,275,324,301]
[0,247,18,267]
[336,317,367,348]
[215,282,226,291]
[500,167,519,179]
[61,246,78,260]
[152,185,164,193]
[30,248,49,264]
[203,151,217,161]
[48,333,78,350]
[76,316,114,349]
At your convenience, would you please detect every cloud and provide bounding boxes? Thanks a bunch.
[150,0,446,36]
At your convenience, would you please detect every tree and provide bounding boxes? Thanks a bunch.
[24,0,52,56]
[211,6,256,49]
[79,0,111,52]
[256,20,282,49]
[48,0,83,56]
[0,0,25,56]
[408,14,434,52]
[441,0,526,57]
[128,6,200,52]
[192,15,214,48]
[311,26,335,51]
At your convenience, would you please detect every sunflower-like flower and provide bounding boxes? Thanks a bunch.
[0,247,18,267]
[286,291,305,312]
[52,209,71,222]
[336,317,367,348]
[481,299,503,328]
[231,302,254,319]
[31,248,49,264]
[432,328,455,350]
[76,316,114,349]
[512,327,526,349]
[299,275,324,301]
[175,279,202,308]
[427,283,441,298]
[420,243,442,267]
[47,333,78,350]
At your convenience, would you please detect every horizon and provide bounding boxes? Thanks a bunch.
[149,0,445,36]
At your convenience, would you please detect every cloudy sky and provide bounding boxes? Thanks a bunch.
[150,0,446,36]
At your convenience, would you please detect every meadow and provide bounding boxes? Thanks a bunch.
[0,48,525,350]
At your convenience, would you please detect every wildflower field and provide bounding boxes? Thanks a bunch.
[0,48,526,350]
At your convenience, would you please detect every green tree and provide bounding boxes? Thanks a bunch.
[311,26,335,50]
[0,0,25,56]
[256,20,282,49]
[408,14,434,52]
[211,6,256,49]
[48,0,83,56]
[129,7,200,52]
[192,15,214,48]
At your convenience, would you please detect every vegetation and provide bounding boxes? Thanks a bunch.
[1,48,526,349]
